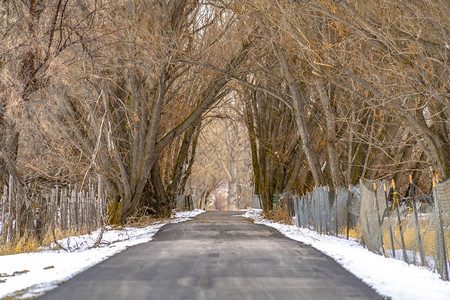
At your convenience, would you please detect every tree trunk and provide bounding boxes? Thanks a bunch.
[316,79,345,186]
[273,42,324,187]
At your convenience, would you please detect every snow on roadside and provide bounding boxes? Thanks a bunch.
[243,209,450,300]
[0,209,204,299]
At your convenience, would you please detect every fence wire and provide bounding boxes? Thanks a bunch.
[275,179,450,280]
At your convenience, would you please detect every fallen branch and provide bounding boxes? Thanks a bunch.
[90,225,105,249]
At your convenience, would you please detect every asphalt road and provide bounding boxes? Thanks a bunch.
[38,211,382,300]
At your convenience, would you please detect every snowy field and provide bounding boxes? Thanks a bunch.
[243,209,450,300]
[0,209,205,299]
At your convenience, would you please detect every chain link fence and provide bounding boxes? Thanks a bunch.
[271,179,450,280]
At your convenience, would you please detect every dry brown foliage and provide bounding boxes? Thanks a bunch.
[265,204,292,225]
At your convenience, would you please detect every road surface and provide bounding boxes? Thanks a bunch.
[38,211,381,299]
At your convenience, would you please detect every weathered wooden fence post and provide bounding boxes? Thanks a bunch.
[74,183,79,231]
[55,185,60,230]
[89,181,95,230]
[50,189,55,229]
[15,187,21,239]
[82,190,86,230]
[103,188,107,222]
[97,175,103,227]
[38,190,45,237]
[69,184,73,229]
[80,190,85,230]
[65,188,69,230]
[1,185,6,239]
[87,179,91,230]
[78,190,82,231]
[45,193,51,233]
[8,175,14,242]
[61,188,66,230]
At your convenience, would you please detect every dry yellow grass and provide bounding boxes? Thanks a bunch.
[0,234,41,256]
[316,214,450,264]
[0,227,89,256]
[339,226,362,240]
[382,217,450,259]
[339,216,450,262]
[0,213,171,256]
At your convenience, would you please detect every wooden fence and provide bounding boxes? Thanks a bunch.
[0,175,107,244]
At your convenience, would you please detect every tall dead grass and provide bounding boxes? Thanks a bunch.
[0,227,88,256]
[265,204,292,225]
[272,206,449,263]
[339,216,450,262]
[382,217,450,259]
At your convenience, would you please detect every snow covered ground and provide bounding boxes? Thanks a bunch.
[243,209,450,300]
[3,208,449,299]
[0,209,205,299]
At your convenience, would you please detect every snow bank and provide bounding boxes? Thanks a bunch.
[243,209,450,300]
[0,209,204,299]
